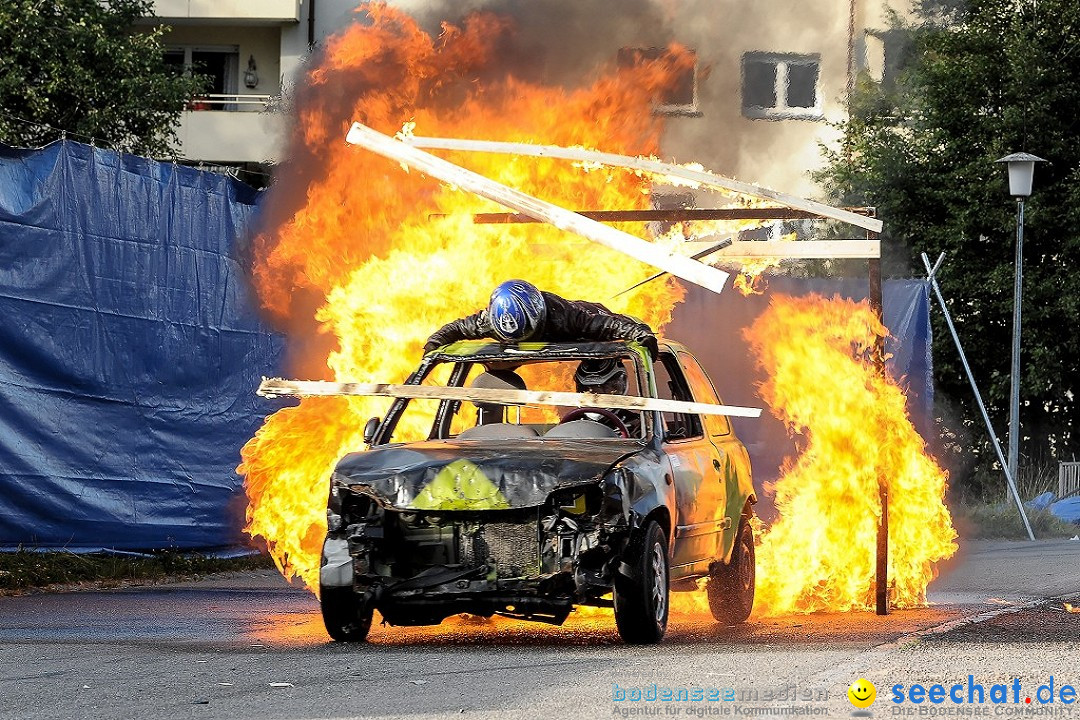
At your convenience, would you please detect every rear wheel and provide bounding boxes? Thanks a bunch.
[320,586,373,642]
[614,520,669,644]
[707,515,755,625]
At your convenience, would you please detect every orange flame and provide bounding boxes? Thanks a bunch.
[1065,603,1079,613]
[729,231,796,296]
[746,293,956,614]
[239,4,957,620]
[668,294,957,617]
[239,5,697,592]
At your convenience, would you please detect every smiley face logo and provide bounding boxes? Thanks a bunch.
[848,678,876,708]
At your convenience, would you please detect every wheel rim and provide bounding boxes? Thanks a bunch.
[650,541,667,624]
[738,536,754,593]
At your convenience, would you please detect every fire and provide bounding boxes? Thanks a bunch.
[668,293,957,617]
[239,4,696,591]
[745,293,956,614]
[729,231,796,296]
[239,3,957,620]
[1066,603,1079,613]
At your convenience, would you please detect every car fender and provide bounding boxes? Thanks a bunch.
[609,448,676,555]
[719,446,755,563]
[320,536,352,588]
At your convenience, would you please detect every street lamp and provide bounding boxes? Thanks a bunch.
[995,151,1046,489]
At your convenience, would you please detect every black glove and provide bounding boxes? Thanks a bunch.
[423,341,439,355]
[639,334,659,361]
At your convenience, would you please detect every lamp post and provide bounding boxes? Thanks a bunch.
[995,152,1046,489]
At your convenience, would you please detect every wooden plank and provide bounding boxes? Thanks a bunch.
[465,208,878,224]
[258,378,763,419]
[686,239,881,259]
[345,123,731,295]
[403,135,884,234]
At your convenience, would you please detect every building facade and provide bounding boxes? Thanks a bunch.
[144,0,905,197]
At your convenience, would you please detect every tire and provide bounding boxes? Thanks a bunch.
[707,515,756,625]
[320,585,374,642]
[614,520,669,644]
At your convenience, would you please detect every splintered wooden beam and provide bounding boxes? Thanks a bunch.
[402,135,884,234]
[685,239,881,259]
[465,208,878,224]
[345,123,731,295]
[258,378,763,419]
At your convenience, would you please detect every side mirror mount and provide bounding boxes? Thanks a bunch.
[363,417,380,445]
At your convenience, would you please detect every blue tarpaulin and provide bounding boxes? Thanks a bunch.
[0,141,284,551]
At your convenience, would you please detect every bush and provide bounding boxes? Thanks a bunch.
[0,549,274,593]
[951,504,1078,540]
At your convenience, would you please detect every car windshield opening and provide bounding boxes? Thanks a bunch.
[387,355,650,443]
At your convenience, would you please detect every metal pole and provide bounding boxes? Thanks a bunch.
[1008,198,1025,489]
[921,252,1035,540]
[869,257,889,615]
[612,238,733,298]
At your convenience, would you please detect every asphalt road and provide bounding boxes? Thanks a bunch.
[1,539,1079,720]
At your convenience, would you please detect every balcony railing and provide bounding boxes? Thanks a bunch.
[149,0,300,23]
[176,100,286,163]
[186,94,275,112]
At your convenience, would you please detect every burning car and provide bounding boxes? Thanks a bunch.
[316,339,756,644]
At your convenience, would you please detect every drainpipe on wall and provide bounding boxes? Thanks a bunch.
[846,0,857,101]
[308,0,317,50]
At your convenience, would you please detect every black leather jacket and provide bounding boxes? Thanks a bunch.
[424,291,656,353]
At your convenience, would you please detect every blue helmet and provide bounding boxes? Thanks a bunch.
[488,280,547,342]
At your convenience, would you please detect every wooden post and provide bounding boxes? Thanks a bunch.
[869,255,889,616]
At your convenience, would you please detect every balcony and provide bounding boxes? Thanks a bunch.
[175,96,286,164]
[150,0,300,24]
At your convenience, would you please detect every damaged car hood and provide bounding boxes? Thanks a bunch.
[334,438,641,510]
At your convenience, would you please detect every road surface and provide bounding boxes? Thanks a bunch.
[1,539,1078,720]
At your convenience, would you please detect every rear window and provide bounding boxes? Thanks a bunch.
[677,352,731,437]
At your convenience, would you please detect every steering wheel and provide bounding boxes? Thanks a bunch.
[559,407,630,438]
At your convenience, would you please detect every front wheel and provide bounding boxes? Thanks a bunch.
[707,515,756,625]
[614,520,669,644]
[320,586,374,642]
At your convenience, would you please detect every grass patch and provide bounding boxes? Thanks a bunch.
[0,549,276,593]
[952,503,1079,540]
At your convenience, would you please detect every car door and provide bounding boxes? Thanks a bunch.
[677,351,752,564]
[653,352,721,573]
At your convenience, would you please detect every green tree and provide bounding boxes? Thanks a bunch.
[819,0,1080,492]
[0,0,205,157]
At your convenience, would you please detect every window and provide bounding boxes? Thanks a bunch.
[677,352,731,438]
[653,353,703,441]
[649,191,696,238]
[868,29,911,88]
[166,45,240,109]
[741,53,821,120]
[618,47,700,116]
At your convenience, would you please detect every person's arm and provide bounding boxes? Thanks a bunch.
[559,297,658,358]
[423,310,488,353]
[593,314,658,359]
